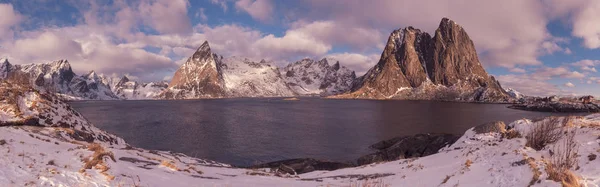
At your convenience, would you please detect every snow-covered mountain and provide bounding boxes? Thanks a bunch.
[160,41,357,99]
[283,58,356,96]
[102,75,168,100]
[0,59,119,100]
[505,88,523,99]
[222,57,295,97]
[0,58,168,100]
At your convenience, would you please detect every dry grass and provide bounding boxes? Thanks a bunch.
[525,157,541,186]
[349,178,390,187]
[80,143,116,181]
[545,129,580,187]
[526,117,571,150]
[503,129,522,139]
[160,160,180,171]
[464,159,473,168]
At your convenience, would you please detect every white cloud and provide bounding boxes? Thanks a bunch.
[297,0,552,69]
[533,66,586,79]
[138,0,192,34]
[235,0,274,23]
[196,8,208,22]
[325,53,380,75]
[564,82,575,87]
[571,59,600,72]
[497,74,568,96]
[0,3,23,38]
[509,68,527,73]
[211,0,229,12]
[0,27,177,81]
[289,20,384,51]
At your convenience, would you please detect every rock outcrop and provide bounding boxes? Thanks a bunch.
[338,18,512,103]
[509,101,600,113]
[356,133,460,165]
[249,158,354,175]
[161,41,227,99]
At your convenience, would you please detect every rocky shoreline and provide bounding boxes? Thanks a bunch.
[508,98,600,113]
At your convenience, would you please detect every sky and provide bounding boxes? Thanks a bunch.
[0,0,599,97]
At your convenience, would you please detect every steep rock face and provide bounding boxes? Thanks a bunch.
[352,29,412,97]
[162,41,226,99]
[283,58,356,96]
[0,58,13,79]
[68,71,119,100]
[342,18,511,102]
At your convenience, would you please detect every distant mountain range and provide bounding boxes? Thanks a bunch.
[0,18,517,102]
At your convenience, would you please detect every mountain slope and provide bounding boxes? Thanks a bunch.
[222,57,295,97]
[102,75,168,100]
[0,59,119,100]
[159,41,357,99]
[339,18,512,102]
[283,58,356,96]
[161,41,226,99]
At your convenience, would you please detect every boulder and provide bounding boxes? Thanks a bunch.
[473,121,506,134]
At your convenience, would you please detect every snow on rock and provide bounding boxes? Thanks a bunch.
[0,59,120,100]
[222,57,295,97]
[102,75,168,100]
[160,41,357,99]
[506,88,524,99]
[283,58,356,96]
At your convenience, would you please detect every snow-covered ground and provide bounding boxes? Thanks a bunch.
[1,81,600,186]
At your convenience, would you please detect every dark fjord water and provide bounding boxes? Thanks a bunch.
[70,98,572,166]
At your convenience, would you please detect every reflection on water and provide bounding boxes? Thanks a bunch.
[70,98,578,166]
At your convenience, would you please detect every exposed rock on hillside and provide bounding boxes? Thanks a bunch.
[159,41,357,99]
[338,18,512,103]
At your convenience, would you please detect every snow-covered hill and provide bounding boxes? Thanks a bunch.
[2,81,600,186]
[283,58,356,96]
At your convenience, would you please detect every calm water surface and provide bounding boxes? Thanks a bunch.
[70,98,575,166]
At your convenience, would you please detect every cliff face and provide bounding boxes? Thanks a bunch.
[160,41,227,99]
[343,18,511,102]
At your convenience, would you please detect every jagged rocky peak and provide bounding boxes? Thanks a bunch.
[283,57,356,96]
[342,18,511,102]
[162,41,226,99]
[430,17,488,87]
[117,75,130,86]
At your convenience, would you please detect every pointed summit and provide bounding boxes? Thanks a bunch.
[118,75,130,85]
[341,17,511,102]
[162,40,226,99]
[197,41,211,53]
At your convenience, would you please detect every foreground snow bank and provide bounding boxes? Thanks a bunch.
[1,81,600,186]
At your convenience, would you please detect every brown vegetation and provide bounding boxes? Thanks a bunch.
[545,129,580,187]
[348,178,390,187]
[526,117,571,150]
[80,143,116,181]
